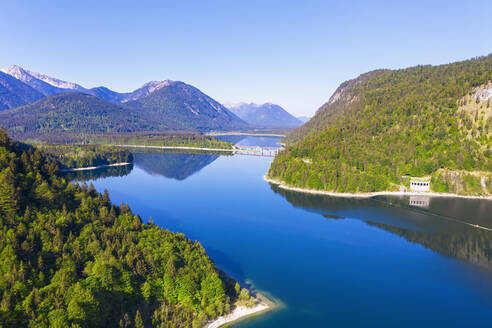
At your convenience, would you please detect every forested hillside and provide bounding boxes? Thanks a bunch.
[34,144,133,169]
[269,55,492,195]
[0,93,154,137]
[0,129,243,327]
[90,134,233,150]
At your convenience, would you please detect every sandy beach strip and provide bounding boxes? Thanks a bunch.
[205,303,270,328]
[264,175,492,200]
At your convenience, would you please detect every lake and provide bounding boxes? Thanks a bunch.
[78,136,492,327]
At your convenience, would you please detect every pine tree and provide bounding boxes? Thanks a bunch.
[134,310,144,328]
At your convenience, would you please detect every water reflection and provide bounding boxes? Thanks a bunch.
[409,195,430,208]
[63,150,223,182]
[365,221,492,269]
[63,163,134,181]
[270,184,492,270]
[216,135,281,148]
[133,152,221,180]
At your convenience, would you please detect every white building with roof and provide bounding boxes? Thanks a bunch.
[409,177,431,192]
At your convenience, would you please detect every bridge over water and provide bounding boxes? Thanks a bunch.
[108,144,283,157]
[233,145,282,157]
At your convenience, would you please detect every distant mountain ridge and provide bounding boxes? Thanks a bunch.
[0,65,248,135]
[226,102,302,128]
[0,65,132,103]
[0,65,86,96]
[126,81,246,131]
[0,71,44,110]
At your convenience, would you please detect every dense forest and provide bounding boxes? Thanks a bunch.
[7,130,232,152]
[32,144,133,169]
[0,93,154,137]
[0,129,254,327]
[269,55,492,195]
[89,134,233,150]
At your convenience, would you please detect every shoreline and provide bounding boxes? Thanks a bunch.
[109,144,235,152]
[205,303,270,328]
[205,294,273,328]
[264,175,492,200]
[60,162,131,172]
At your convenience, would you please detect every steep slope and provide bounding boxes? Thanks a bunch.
[126,81,248,131]
[0,71,44,110]
[227,102,302,128]
[0,93,154,138]
[0,129,239,327]
[269,55,492,195]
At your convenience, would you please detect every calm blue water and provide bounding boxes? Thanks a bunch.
[81,137,492,327]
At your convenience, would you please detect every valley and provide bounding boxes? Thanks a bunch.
[1,7,491,326]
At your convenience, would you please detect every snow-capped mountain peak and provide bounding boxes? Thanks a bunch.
[1,65,86,92]
[1,65,35,83]
[25,69,85,91]
[120,80,175,103]
[141,80,173,93]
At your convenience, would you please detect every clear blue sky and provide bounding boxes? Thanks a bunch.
[1,0,491,116]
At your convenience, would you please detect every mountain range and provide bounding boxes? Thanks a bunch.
[1,65,88,96]
[226,102,302,128]
[0,65,249,136]
[0,65,303,136]
[1,65,130,103]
